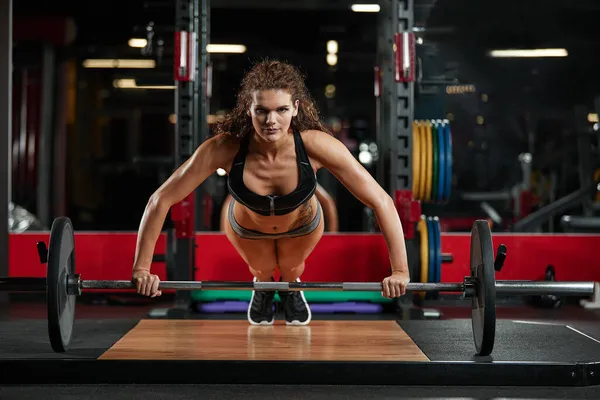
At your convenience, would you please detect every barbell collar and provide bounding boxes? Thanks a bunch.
[67,274,82,296]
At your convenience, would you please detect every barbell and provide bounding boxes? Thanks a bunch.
[0,217,596,357]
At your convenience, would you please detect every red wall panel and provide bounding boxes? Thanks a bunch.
[8,233,600,289]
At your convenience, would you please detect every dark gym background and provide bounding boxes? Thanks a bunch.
[6,0,600,233]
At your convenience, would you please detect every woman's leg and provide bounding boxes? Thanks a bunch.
[223,200,278,281]
[223,200,279,325]
[275,200,325,325]
[275,217,324,281]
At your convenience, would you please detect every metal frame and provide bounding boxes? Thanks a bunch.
[376,0,420,286]
[36,44,55,227]
[169,0,210,313]
[574,105,595,216]
[393,0,415,193]
[376,0,415,194]
[0,0,11,284]
[512,174,600,232]
[171,0,200,312]
[194,0,212,231]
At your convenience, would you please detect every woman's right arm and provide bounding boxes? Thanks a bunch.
[132,134,234,296]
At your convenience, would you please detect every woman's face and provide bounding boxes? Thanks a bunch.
[248,89,299,143]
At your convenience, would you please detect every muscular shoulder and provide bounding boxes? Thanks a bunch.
[300,129,342,170]
[211,132,240,153]
[204,133,241,172]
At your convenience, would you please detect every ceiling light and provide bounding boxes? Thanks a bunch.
[488,48,568,58]
[327,40,338,54]
[113,79,175,90]
[326,54,338,66]
[128,38,148,48]
[83,59,156,68]
[351,4,380,12]
[206,44,246,53]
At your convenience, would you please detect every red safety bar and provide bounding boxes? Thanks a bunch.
[395,190,421,239]
[170,192,196,238]
[174,31,197,82]
[394,32,416,83]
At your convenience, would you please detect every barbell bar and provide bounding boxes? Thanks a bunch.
[1,216,596,358]
[82,280,597,295]
[1,277,593,296]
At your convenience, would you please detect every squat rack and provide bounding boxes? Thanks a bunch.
[375,0,423,286]
[161,0,423,313]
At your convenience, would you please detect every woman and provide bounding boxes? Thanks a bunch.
[131,60,410,326]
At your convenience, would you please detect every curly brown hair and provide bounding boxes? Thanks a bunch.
[214,59,332,139]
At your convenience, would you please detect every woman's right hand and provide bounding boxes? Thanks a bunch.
[132,269,162,297]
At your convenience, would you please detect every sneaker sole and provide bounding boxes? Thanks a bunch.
[285,319,310,326]
[250,318,274,326]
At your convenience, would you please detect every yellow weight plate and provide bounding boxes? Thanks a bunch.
[425,121,433,202]
[412,121,420,199]
[415,121,423,200]
[418,216,429,300]
[418,121,427,201]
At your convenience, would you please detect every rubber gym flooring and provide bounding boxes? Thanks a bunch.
[2,293,600,399]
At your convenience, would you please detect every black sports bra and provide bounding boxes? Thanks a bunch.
[227,130,317,216]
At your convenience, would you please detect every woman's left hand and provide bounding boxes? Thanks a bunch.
[381,270,410,298]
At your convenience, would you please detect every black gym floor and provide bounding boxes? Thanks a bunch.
[2,294,600,399]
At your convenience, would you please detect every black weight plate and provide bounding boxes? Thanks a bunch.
[433,217,441,282]
[47,217,76,352]
[470,220,496,356]
[427,218,435,283]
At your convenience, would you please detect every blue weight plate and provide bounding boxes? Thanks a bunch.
[437,121,446,202]
[445,121,453,201]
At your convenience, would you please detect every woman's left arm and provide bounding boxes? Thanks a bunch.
[315,183,339,232]
[305,130,410,298]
